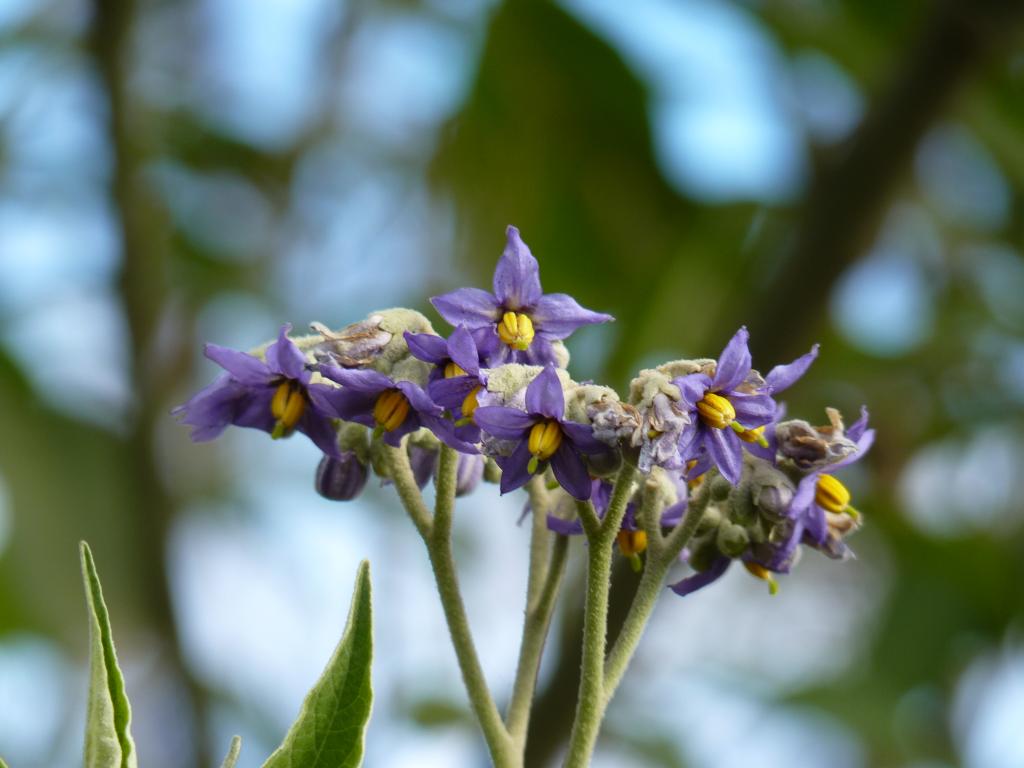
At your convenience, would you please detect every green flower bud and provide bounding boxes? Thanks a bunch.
[716,521,750,558]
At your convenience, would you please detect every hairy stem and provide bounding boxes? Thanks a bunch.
[602,482,712,703]
[562,463,636,768]
[506,519,568,744]
[382,445,433,538]
[387,445,515,765]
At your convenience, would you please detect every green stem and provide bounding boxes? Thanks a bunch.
[562,463,636,768]
[506,517,568,744]
[382,445,432,538]
[602,480,712,704]
[524,477,553,605]
[387,445,515,766]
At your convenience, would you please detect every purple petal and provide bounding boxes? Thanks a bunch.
[712,327,752,392]
[408,445,438,488]
[431,287,500,328]
[396,381,443,418]
[789,474,817,518]
[306,382,345,419]
[493,225,543,310]
[676,423,703,462]
[497,440,534,494]
[319,365,393,392]
[327,387,378,425]
[804,504,829,544]
[299,412,342,459]
[472,327,507,366]
[846,406,870,442]
[404,331,449,365]
[550,443,592,500]
[669,556,731,597]
[531,293,614,339]
[685,450,713,480]
[705,426,743,485]
[382,413,421,447]
[765,521,803,573]
[591,481,612,515]
[232,388,277,432]
[265,325,308,381]
[446,325,481,375]
[175,374,245,441]
[422,414,480,454]
[673,373,712,410]
[474,406,536,439]
[765,344,819,394]
[560,420,607,454]
[660,501,687,528]
[204,344,271,386]
[830,410,875,470]
[525,365,564,419]
[730,393,777,426]
[546,513,584,535]
[428,376,481,412]
[519,339,560,367]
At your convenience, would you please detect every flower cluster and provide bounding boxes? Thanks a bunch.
[176,225,873,596]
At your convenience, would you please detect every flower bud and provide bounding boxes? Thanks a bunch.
[686,534,722,572]
[776,408,858,470]
[453,453,484,496]
[716,521,749,558]
[483,457,502,484]
[312,308,435,381]
[727,482,757,526]
[755,485,793,521]
[408,444,438,489]
[315,452,369,501]
[584,447,622,478]
[709,474,732,501]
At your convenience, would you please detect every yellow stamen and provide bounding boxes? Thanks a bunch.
[497,311,535,351]
[270,381,306,438]
[461,385,481,420]
[373,389,410,432]
[696,391,736,429]
[617,529,648,557]
[815,474,851,514]
[528,419,563,461]
[743,561,779,595]
[736,424,769,448]
[444,361,468,378]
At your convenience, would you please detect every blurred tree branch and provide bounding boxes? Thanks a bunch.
[89,0,207,764]
[744,0,1024,365]
[524,1,1023,765]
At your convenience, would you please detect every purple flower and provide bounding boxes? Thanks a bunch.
[405,325,487,442]
[766,407,874,571]
[318,366,477,453]
[315,452,369,501]
[174,324,342,458]
[669,555,732,597]
[430,226,613,366]
[673,328,817,485]
[473,366,608,500]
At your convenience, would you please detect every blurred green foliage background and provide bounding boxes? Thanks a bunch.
[1,0,1023,766]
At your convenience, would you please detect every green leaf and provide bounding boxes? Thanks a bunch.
[262,561,373,768]
[1,756,10,768]
[80,542,137,768]
[220,736,242,768]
